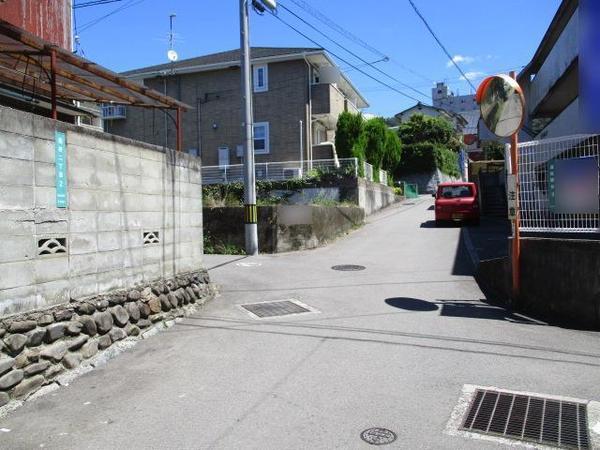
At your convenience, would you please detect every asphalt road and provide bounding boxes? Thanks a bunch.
[2,197,600,449]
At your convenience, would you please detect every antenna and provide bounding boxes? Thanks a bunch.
[167,13,178,63]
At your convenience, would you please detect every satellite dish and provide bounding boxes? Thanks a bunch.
[167,49,178,62]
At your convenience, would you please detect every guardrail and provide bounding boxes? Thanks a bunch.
[202,158,359,185]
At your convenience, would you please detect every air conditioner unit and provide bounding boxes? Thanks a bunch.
[283,168,302,179]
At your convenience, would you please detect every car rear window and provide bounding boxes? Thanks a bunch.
[439,185,473,198]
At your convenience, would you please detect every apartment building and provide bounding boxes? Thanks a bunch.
[105,47,368,167]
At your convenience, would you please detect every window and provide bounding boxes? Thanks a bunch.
[253,65,268,92]
[439,185,473,198]
[253,122,270,154]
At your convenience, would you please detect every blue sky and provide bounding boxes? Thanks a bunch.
[74,0,561,117]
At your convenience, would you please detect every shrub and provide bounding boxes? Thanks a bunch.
[335,111,363,158]
[395,142,459,178]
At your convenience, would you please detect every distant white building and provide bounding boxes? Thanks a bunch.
[432,82,478,113]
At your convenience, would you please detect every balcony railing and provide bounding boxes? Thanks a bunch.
[102,104,126,120]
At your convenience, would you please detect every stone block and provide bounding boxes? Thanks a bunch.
[12,374,44,398]
[69,233,98,255]
[4,333,27,354]
[124,324,140,336]
[97,334,111,349]
[142,245,163,263]
[0,156,33,186]
[0,235,35,264]
[0,185,34,210]
[0,211,34,236]
[95,250,123,273]
[69,253,97,277]
[45,323,66,343]
[67,335,88,351]
[35,280,70,307]
[93,311,113,334]
[33,138,54,163]
[97,231,122,252]
[95,191,122,211]
[108,327,126,342]
[97,212,122,231]
[8,320,36,334]
[23,361,49,376]
[0,357,15,376]
[69,211,97,233]
[62,352,83,369]
[40,341,67,362]
[0,132,34,161]
[121,232,143,252]
[34,162,55,187]
[33,257,69,284]
[0,369,24,390]
[69,273,98,299]
[26,328,46,347]
[66,322,83,336]
[78,316,97,336]
[110,306,129,327]
[69,189,97,211]
[34,186,57,209]
[80,340,98,359]
[96,270,124,293]
[0,261,34,289]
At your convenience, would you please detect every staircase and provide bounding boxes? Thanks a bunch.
[482,186,507,217]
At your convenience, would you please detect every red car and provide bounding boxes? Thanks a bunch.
[434,182,480,226]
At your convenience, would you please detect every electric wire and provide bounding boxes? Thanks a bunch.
[74,0,125,9]
[78,0,146,33]
[266,10,423,103]
[287,0,433,84]
[278,2,429,100]
[407,0,477,91]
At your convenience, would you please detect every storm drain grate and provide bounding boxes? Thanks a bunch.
[240,300,312,318]
[462,389,590,449]
[331,264,366,271]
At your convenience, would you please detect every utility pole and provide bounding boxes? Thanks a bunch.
[240,0,259,255]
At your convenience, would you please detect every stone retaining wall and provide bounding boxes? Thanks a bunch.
[0,270,212,407]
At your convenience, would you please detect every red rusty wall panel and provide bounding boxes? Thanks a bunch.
[0,0,72,50]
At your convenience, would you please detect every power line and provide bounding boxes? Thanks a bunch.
[74,0,125,9]
[279,2,430,100]
[407,0,477,91]
[287,0,434,84]
[78,0,145,33]
[266,10,423,103]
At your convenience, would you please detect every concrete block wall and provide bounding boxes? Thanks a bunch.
[0,106,203,316]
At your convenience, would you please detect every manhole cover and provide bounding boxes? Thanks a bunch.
[462,388,590,449]
[331,264,366,271]
[239,300,315,319]
[360,428,397,445]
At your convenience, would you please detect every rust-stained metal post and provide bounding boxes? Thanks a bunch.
[50,48,57,120]
[509,70,521,298]
[176,107,182,151]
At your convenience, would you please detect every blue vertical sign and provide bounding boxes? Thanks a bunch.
[580,0,600,133]
[55,130,68,208]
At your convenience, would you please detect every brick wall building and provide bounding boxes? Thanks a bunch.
[104,47,368,167]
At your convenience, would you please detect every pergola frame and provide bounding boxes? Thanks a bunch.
[0,19,190,151]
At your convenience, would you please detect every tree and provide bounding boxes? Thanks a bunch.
[397,114,461,151]
[482,140,505,160]
[383,128,402,172]
[334,111,363,158]
[395,114,461,178]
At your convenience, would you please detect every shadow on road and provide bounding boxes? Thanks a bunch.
[384,296,541,325]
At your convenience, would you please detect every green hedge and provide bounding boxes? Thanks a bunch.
[395,142,459,178]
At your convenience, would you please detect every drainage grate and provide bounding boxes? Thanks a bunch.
[331,264,366,271]
[462,389,590,449]
[360,428,397,445]
[240,300,312,318]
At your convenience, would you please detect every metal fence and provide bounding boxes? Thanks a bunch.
[202,158,359,185]
[516,134,599,233]
[363,161,374,182]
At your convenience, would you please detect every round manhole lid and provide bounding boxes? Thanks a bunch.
[360,428,397,445]
[331,264,366,271]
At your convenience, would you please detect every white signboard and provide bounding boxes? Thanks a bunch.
[506,174,518,220]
